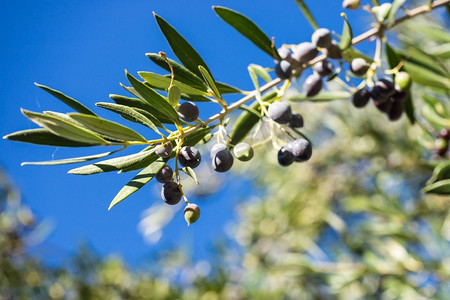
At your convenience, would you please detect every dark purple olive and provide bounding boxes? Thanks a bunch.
[439,129,450,141]
[350,58,370,77]
[311,28,332,48]
[325,40,342,59]
[212,149,234,173]
[303,74,323,97]
[292,42,319,64]
[156,165,174,183]
[352,88,370,108]
[161,182,182,205]
[277,147,295,166]
[388,100,404,121]
[287,138,312,162]
[275,60,293,80]
[178,102,199,122]
[313,60,334,77]
[268,102,292,124]
[289,113,304,128]
[210,143,227,159]
[178,146,201,169]
[155,142,173,158]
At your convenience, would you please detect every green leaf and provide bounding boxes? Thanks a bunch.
[385,43,415,124]
[213,6,278,60]
[293,0,319,30]
[118,147,159,173]
[423,179,450,195]
[427,160,450,185]
[181,167,199,185]
[168,85,181,106]
[397,45,449,77]
[95,102,162,132]
[154,13,212,79]
[428,43,450,59]
[387,0,405,26]
[215,82,241,94]
[422,105,450,128]
[406,25,450,43]
[339,14,353,50]
[288,91,352,102]
[403,61,450,90]
[21,148,124,166]
[248,64,272,83]
[138,72,208,96]
[198,66,222,100]
[68,148,156,175]
[35,83,97,116]
[230,91,277,145]
[146,53,207,89]
[21,109,107,145]
[184,127,214,147]
[108,158,167,210]
[125,71,180,124]
[68,113,147,142]
[109,94,173,124]
[3,128,96,147]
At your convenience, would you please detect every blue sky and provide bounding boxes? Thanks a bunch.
[1,0,370,265]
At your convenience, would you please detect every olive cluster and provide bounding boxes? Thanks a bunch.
[275,27,342,98]
[435,129,450,157]
[351,68,412,122]
[267,101,312,166]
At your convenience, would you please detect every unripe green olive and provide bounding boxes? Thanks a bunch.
[373,3,392,22]
[395,71,412,91]
[184,203,201,226]
[233,143,254,162]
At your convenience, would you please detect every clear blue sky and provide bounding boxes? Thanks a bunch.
[1,0,370,265]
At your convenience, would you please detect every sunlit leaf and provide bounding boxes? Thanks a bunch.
[248,64,272,83]
[154,13,212,78]
[138,72,209,96]
[96,102,162,132]
[288,91,352,102]
[339,14,353,50]
[35,83,97,116]
[184,127,214,147]
[427,160,450,185]
[109,94,173,124]
[293,0,319,30]
[168,85,181,106]
[21,148,125,166]
[68,113,147,142]
[423,179,450,194]
[68,148,156,175]
[215,82,242,94]
[21,109,107,145]
[387,0,405,26]
[3,128,96,147]
[108,157,167,210]
[213,6,279,59]
[181,166,199,185]
[422,105,450,128]
[198,65,222,100]
[404,61,450,90]
[125,71,180,124]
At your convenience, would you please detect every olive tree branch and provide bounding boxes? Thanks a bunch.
[172,0,450,140]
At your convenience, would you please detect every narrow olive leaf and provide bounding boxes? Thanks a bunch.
[119,151,158,173]
[288,91,352,102]
[213,6,279,60]
[138,72,208,96]
[249,64,272,82]
[146,53,207,89]
[68,149,156,175]
[22,148,125,166]
[422,105,450,128]
[423,179,450,195]
[168,85,181,106]
[406,24,450,43]
[230,91,277,145]
[184,127,214,147]
[293,0,319,30]
[35,83,97,116]
[385,43,415,124]
[198,66,222,100]
[108,157,167,210]
[95,102,162,133]
[215,82,242,94]
[154,13,212,78]
[181,167,199,185]
[387,0,405,26]
[126,71,180,124]
[342,47,374,63]
[339,14,353,50]
[21,109,107,145]
[397,46,449,77]
[427,160,450,185]
[404,61,450,90]
[109,94,173,125]
[429,43,450,59]
[3,128,96,147]
[68,113,147,142]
